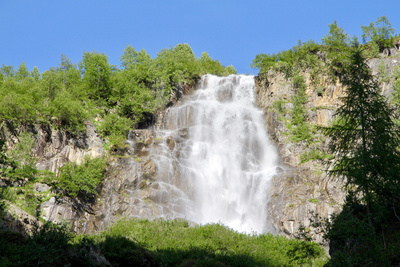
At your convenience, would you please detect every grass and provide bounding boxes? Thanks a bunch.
[0,217,328,266]
[86,217,328,267]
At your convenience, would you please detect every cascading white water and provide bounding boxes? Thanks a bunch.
[157,74,279,233]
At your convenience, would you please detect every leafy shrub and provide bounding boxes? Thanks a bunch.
[0,222,73,266]
[57,157,106,199]
[251,40,323,78]
[98,113,133,150]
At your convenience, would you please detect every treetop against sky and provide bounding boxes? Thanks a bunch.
[1,0,399,75]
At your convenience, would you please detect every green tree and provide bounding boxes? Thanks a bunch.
[7,132,38,182]
[119,46,155,87]
[319,43,400,266]
[31,66,41,81]
[362,16,395,52]
[58,54,81,91]
[0,64,15,78]
[322,21,351,80]
[391,66,400,119]
[290,73,312,142]
[80,51,113,102]
[199,52,237,76]
[155,43,200,85]
[322,20,350,47]
[324,44,400,211]
[120,45,139,69]
[16,62,30,81]
[41,67,62,100]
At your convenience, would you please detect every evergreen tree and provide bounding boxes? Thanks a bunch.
[322,42,400,266]
[324,43,400,211]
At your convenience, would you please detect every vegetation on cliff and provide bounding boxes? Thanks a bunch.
[0,43,236,149]
[1,15,400,266]
[253,17,400,265]
[323,45,400,266]
[0,43,236,226]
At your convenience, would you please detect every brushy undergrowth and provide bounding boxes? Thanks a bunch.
[86,218,327,267]
[0,218,328,266]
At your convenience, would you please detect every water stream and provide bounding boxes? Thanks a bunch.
[151,74,279,233]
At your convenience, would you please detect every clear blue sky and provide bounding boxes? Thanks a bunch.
[1,0,399,75]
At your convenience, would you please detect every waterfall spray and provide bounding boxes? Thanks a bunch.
[153,74,279,233]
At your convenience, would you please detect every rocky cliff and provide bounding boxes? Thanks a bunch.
[2,52,400,241]
[255,50,400,241]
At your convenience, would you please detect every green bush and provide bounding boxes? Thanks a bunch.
[300,149,333,164]
[251,40,323,78]
[57,157,106,199]
[0,222,73,266]
[98,113,133,150]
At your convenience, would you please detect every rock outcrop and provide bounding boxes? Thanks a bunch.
[255,53,400,241]
[2,54,400,241]
[0,120,104,233]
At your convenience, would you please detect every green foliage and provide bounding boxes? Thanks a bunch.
[251,40,323,79]
[391,66,400,113]
[8,132,36,168]
[80,51,113,103]
[96,235,156,266]
[0,187,17,203]
[31,66,41,81]
[0,44,235,141]
[0,218,327,267]
[57,157,106,199]
[49,88,87,131]
[6,132,39,183]
[323,194,400,266]
[322,20,350,48]
[0,64,15,78]
[16,62,30,81]
[362,16,396,52]
[98,113,134,149]
[322,21,352,81]
[0,139,17,179]
[377,59,390,83]
[287,239,324,266]
[323,46,400,205]
[0,222,74,266]
[300,149,333,164]
[93,218,326,266]
[272,99,287,114]
[320,45,400,266]
[289,74,313,142]
[199,51,237,76]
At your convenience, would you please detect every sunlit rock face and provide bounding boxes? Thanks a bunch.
[254,54,400,240]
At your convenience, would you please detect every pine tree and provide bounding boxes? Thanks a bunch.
[324,44,400,210]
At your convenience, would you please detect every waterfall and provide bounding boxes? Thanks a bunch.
[149,74,279,234]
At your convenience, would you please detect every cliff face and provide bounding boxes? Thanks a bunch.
[255,70,344,241]
[0,120,105,233]
[0,84,191,234]
[2,53,400,239]
[255,51,400,240]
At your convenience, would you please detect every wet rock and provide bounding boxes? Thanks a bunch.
[166,136,175,150]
